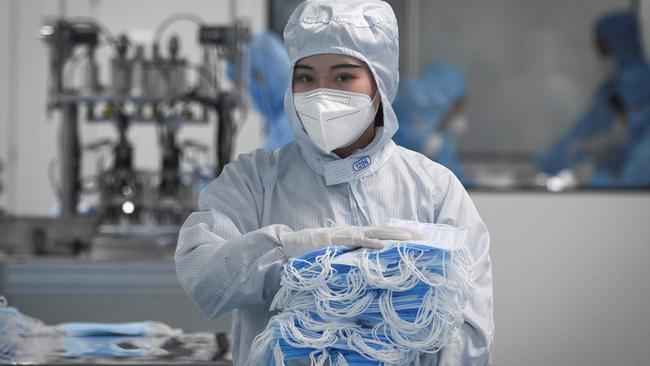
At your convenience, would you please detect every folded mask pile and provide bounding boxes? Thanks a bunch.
[0,296,59,361]
[0,296,184,360]
[248,219,475,365]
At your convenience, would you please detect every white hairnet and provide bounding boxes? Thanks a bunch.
[282,0,400,166]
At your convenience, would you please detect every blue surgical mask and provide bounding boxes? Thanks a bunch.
[62,336,145,357]
[248,220,473,365]
[58,321,181,337]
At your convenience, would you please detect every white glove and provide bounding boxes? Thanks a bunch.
[281,225,423,259]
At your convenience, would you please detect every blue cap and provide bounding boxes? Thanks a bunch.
[595,11,646,69]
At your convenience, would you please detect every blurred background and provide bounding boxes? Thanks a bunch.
[0,0,649,365]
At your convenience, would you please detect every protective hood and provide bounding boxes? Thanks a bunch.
[595,11,646,70]
[282,0,400,183]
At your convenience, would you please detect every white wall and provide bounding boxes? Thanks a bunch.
[0,0,10,211]
[471,192,650,366]
[0,0,266,215]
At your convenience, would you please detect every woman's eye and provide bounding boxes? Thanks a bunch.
[335,74,356,82]
[294,74,313,83]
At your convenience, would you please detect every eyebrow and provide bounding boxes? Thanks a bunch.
[330,63,363,70]
[294,63,363,71]
[294,64,314,71]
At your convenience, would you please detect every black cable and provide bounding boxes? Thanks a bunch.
[153,12,206,50]
[153,61,221,115]
[66,17,119,50]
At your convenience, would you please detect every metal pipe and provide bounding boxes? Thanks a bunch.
[215,94,234,176]
[60,103,81,216]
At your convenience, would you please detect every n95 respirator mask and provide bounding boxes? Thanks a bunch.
[294,88,379,153]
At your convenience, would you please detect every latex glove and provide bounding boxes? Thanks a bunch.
[281,225,423,259]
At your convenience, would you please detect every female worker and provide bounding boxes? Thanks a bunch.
[175,0,493,364]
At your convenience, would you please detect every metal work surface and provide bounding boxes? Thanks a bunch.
[0,258,232,333]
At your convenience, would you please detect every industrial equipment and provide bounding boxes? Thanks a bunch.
[0,14,250,258]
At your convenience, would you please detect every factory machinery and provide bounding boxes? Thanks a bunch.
[0,14,250,259]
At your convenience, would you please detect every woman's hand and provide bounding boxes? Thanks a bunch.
[281,225,423,258]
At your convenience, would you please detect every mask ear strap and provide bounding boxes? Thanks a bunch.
[370,90,381,115]
[370,90,380,105]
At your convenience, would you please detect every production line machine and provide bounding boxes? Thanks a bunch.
[0,14,250,259]
[0,15,248,364]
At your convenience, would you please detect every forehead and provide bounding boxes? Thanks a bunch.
[295,53,368,70]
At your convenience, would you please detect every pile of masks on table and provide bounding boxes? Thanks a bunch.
[0,296,57,360]
[248,219,475,365]
[0,296,184,361]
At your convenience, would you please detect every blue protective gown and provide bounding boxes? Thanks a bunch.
[587,66,650,187]
[393,65,474,186]
[436,133,474,187]
[538,11,646,175]
[176,1,493,365]
[587,127,650,188]
[537,81,615,175]
[247,32,294,151]
[620,126,650,187]
[618,66,650,187]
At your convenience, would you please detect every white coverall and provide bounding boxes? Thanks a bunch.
[175,0,494,364]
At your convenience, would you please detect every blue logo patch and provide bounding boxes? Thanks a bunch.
[353,156,372,172]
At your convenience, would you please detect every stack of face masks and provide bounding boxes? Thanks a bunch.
[0,296,185,360]
[0,296,59,361]
[0,297,18,360]
[248,220,474,365]
[57,321,182,357]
